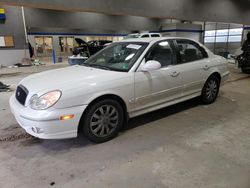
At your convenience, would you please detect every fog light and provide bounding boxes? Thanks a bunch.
[32,127,44,134]
[60,114,74,121]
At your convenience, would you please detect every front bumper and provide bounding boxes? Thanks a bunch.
[9,95,87,139]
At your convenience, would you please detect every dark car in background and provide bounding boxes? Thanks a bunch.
[237,53,250,73]
[73,38,112,57]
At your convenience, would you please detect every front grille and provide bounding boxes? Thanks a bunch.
[16,85,29,106]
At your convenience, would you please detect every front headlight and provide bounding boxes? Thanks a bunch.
[29,90,62,110]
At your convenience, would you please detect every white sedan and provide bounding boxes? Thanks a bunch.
[10,37,230,143]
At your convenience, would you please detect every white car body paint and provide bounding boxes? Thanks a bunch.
[10,37,230,139]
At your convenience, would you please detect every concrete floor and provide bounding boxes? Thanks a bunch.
[0,63,250,188]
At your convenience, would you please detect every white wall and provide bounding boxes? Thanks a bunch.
[0,49,27,66]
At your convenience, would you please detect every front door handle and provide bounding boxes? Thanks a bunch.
[203,65,209,70]
[171,71,180,77]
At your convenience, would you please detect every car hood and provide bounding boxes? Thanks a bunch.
[75,38,88,46]
[20,65,128,95]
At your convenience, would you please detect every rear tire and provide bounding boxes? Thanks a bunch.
[82,99,124,143]
[201,75,220,104]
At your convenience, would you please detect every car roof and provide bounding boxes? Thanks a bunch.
[120,37,198,43]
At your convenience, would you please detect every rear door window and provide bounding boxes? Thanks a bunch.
[175,40,208,63]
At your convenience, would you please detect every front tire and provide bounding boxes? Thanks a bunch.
[82,99,124,143]
[201,75,220,104]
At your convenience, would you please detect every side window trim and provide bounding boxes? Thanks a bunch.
[169,40,178,65]
[174,39,208,64]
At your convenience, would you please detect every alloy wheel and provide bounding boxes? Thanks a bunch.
[90,105,119,138]
[205,79,218,101]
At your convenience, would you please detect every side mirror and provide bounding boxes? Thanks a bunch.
[141,60,161,72]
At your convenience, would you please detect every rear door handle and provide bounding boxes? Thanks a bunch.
[171,71,180,77]
[203,65,209,70]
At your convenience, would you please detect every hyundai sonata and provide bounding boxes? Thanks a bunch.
[10,37,230,143]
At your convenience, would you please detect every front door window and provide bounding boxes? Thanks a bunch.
[145,41,176,67]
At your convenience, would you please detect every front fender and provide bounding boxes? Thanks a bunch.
[54,78,135,112]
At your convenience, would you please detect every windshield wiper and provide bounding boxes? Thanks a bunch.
[84,63,111,70]
[83,63,127,72]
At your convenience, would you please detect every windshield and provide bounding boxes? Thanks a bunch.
[82,42,148,72]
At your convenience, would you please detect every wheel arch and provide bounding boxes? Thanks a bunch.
[207,71,221,84]
[201,71,222,96]
[201,71,221,104]
[78,94,128,133]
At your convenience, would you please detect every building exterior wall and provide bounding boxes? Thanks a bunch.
[1,3,249,65]
[0,6,28,66]
[1,6,160,65]
[24,8,159,35]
